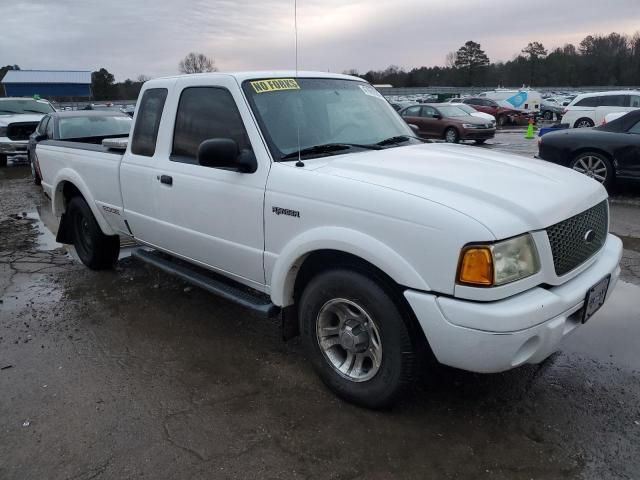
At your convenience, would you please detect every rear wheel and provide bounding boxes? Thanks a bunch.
[444,127,459,143]
[570,152,614,189]
[68,196,120,269]
[496,115,506,127]
[543,110,553,121]
[299,269,417,408]
[574,117,594,128]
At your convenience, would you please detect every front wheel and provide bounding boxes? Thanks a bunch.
[543,110,553,121]
[68,196,120,269]
[29,151,41,185]
[444,127,459,143]
[299,269,417,408]
[570,152,614,189]
[574,118,594,128]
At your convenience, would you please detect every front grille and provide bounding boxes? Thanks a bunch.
[7,122,39,141]
[546,200,608,276]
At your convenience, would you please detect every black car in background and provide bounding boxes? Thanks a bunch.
[537,109,640,189]
[28,111,132,185]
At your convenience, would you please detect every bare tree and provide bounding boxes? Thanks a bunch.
[445,51,457,68]
[179,52,217,74]
[136,74,151,83]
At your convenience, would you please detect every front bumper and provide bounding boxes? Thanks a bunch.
[0,138,29,155]
[460,128,496,140]
[405,234,623,373]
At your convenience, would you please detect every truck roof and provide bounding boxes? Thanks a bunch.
[145,71,362,87]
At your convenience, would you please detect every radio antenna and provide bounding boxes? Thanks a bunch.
[294,0,304,167]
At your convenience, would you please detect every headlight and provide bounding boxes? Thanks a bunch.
[0,127,7,137]
[462,123,477,128]
[457,234,540,287]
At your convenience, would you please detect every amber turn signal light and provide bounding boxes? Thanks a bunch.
[458,247,493,286]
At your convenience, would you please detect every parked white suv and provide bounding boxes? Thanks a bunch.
[563,90,640,128]
[0,97,55,166]
[36,72,622,408]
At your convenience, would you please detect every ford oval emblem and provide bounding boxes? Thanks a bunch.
[584,229,596,243]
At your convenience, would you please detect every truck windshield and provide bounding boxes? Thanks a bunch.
[242,78,417,160]
[0,99,55,114]
[59,115,132,139]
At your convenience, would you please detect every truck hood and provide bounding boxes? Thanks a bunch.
[315,143,607,239]
[0,113,45,126]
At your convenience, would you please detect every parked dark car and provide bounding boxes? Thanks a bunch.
[453,97,523,126]
[537,109,640,189]
[28,111,132,185]
[399,104,495,144]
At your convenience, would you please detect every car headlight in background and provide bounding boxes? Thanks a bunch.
[0,127,7,137]
[462,123,481,129]
[457,234,540,287]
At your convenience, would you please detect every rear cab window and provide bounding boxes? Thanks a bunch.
[131,88,168,157]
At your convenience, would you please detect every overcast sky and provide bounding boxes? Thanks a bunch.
[1,0,638,81]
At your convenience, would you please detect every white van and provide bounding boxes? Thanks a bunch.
[478,89,542,114]
[563,90,640,128]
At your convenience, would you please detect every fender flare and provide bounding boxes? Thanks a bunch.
[52,168,117,236]
[269,226,431,307]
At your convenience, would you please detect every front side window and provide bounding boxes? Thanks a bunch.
[575,96,600,107]
[436,105,469,117]
[629,121,640,134]
[422,106,438,117]
[131,88,168,157]
[630,96,640,108]
[171,87,251,163]
[243,78,415,160]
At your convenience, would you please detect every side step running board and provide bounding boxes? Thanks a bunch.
[132,248,280,318]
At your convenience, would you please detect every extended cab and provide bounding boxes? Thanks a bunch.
[37,72,623,408]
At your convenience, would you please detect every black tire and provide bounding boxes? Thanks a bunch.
[543,110,553,121]
[569,151,614,190]
[444,127,459,143]
[496,115,506,127]
[574,117,594,128]
[68,196,120,269]
[474,139,487,145]
[0,154,7,168]
[299,269,417,408]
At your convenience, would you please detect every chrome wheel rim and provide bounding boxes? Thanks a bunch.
[445,129,457,143]
[576,120,592,128]
[573,156,607,183]
[316,298,382,383]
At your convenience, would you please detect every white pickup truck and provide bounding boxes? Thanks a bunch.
[37,72,623,408]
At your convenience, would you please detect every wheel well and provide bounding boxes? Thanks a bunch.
[55,181,83,214]
[571,148,613,163]
[291,250,429,346]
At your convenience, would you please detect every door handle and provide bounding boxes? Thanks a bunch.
[159,175,173,186]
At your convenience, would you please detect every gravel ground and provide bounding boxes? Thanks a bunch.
[1,137,639,480]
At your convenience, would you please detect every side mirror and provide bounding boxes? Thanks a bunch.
[433,114,442,119]
[408,124,419,133]
[35,134,48,142]
[197,138,257,173]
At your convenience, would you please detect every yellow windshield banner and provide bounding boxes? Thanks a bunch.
[250,78,300,93]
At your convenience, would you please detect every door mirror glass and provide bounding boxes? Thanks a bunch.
[35,134,48,142]
[197,138,257,173]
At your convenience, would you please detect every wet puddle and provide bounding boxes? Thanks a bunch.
[562,280,640,370]
[26,209,63,251]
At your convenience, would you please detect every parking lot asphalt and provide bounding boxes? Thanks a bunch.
[1,136,639,480]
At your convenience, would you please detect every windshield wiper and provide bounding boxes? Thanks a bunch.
[376,135,424,146]
[280,142,381,161]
